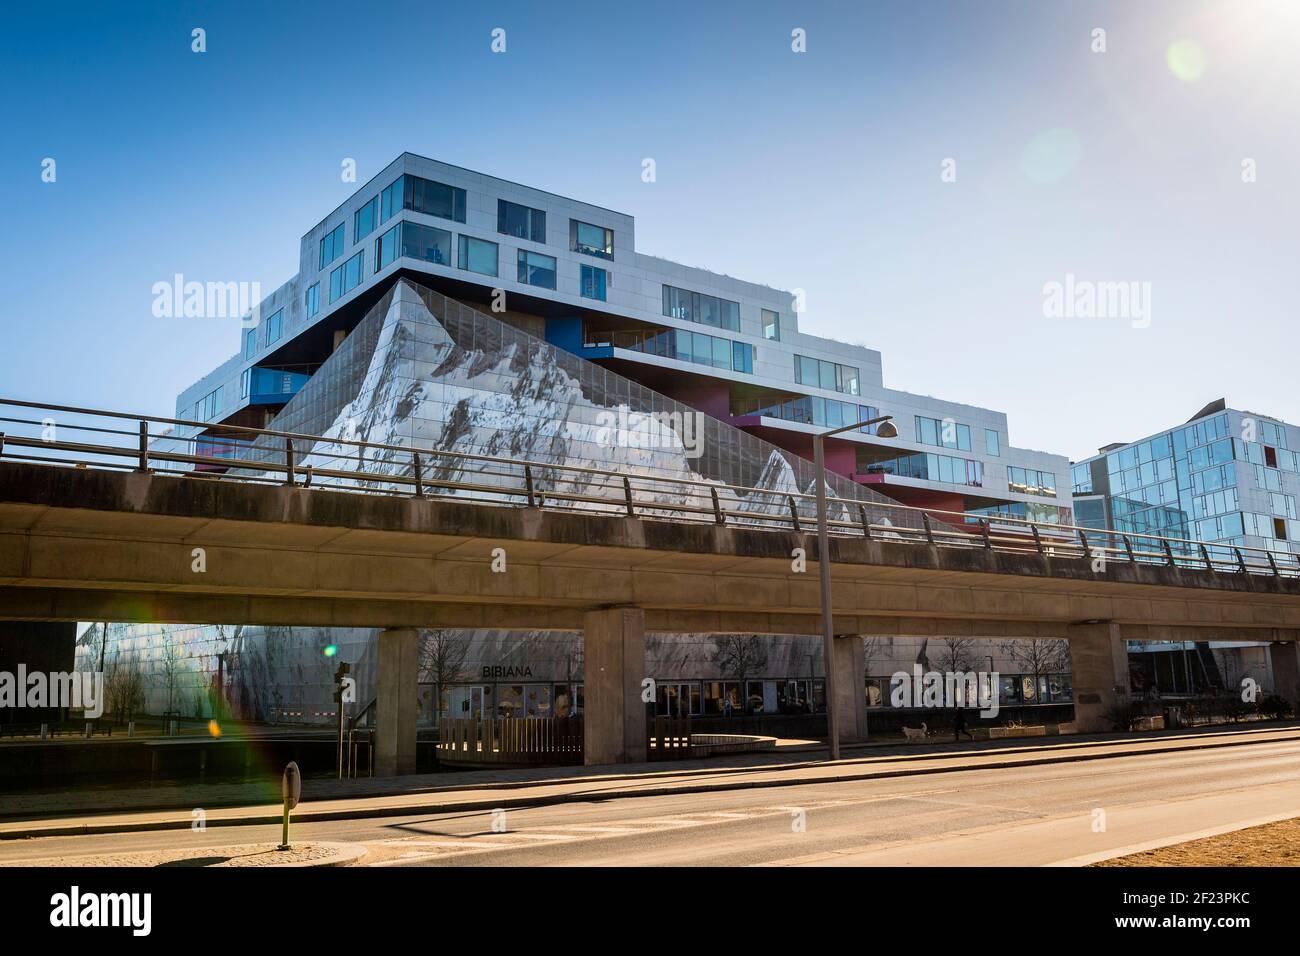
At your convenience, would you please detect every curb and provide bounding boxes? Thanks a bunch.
[4,724,1293,825]
[5,728,1299,840]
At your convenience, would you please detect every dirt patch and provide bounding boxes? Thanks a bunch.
[1094,817,1300,867]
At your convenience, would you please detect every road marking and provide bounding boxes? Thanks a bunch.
[362,788,961,865]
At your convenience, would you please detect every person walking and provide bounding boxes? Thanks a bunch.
[953,705,974,743]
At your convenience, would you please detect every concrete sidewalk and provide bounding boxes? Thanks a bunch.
[3,723,1298,840]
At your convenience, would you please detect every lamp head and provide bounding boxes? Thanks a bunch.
[873,418,899,439]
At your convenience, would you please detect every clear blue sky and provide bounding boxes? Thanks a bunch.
[3,0,1296,461]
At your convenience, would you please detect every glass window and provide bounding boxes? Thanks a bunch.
[404,175,466,222]
[762,309,780,340]
[243,327,256,359]
[570,219,613,259]
[266,309,283,345]
[692,331,711,365]
[580,265,608,301]
[329,251,364,302]
[401,221,452,265]
[239,368,250,400]
[458,235,498,277]
[353,196,379,242]
[711,335,730,369]
[698,294,722,328]
[376,224,400,272]
[662,286,694,321]
[517,249,557,289]
[985,428,1000,456]
[732,341,753,374]
[380,176,403,222]
[497,199,546,242]
[318,222,345,270]
[721,299,741,332]
[304,282,319,319]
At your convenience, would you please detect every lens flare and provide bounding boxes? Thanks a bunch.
[1020,128,1080,184]
[1166,39,1206,82]
[207,720,222,738]
[323,644,338,657]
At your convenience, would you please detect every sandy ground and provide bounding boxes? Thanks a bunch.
[1095,816,1300,867]
[0,841,357,867]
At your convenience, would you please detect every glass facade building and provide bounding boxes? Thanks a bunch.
[92,153,1080,727]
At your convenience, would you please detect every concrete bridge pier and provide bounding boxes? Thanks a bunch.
[583,606,647,765]
[834,634,869,745]
[375,626,419,776]
[1268,640,1300,702]
[1067,621,1130,733]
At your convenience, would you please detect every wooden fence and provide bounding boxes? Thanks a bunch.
[648,716,693,760]
[437,717,583,766]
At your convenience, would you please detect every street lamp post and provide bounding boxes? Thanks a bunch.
[813,414,897,760]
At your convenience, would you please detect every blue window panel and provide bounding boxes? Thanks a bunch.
[376,225,400,272]
[380,177,403,222]
[354,196,379,242]
[581,265,607,301]
[319,223,345,270]
[517,249,557,289]
[266,309,283,345]
[458,236,498,277]
[401,222,452,265]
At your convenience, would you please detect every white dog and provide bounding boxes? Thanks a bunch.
[902,722,928,741]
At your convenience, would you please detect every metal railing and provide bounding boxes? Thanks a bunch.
[2,396,1298,581]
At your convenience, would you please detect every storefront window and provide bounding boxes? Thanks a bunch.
[497,684,524,718]
[524,684,552,717]
[553,683,582,718]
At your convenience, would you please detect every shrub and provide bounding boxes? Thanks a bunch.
[1259,694,1294,720]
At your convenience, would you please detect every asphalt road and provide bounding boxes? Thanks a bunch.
[3,732,1299,866]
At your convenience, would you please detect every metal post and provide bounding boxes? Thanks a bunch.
[136,421,149,472]
[623,476,635,517]
[524,465,537,507]
[787,495,802,534]
[710,485,725,524]
[1267,550,1280,577]
[413,452,424,497]
[1031,524,1043,555]
[1122,534,1135,563]
[284,437,295,486]
[1200,544,1215,573]
[980,519,991,549]
[858,504,872,540]
[813,435,839,761]
[922,512,934,544]
[1163,539,1176,567]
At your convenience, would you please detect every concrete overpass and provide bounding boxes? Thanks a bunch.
[4,458,1300,773]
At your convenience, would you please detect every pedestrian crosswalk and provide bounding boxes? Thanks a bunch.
[362,789,958,865]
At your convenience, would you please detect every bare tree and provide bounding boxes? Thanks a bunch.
[160,635,184,716]
[861,636,885,677]
[935,637,977,674]
[420,630,470,720]
[105,650,146,722]
[714,635,769,714]
[998,638,1070,699]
